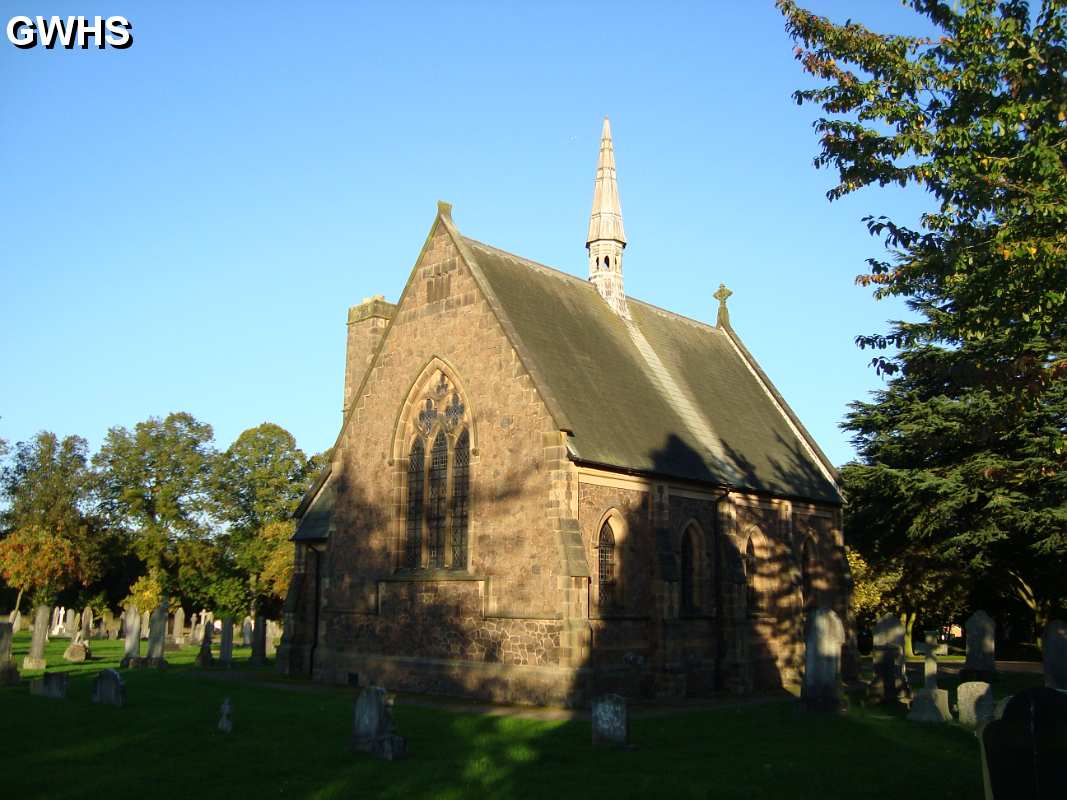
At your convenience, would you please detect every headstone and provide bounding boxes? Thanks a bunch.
[30,671,69,699]
[121,606,141,666]
[980,687,1067,799]
[801,607,845,711]
[1043,620,1067,690]
[64,608,77,637]
[81,607,93,640]
[23,605,50,670]
[873,613,905,653]
[958,681,994,729]
[188,612,199,644]
[868,644,908,705]
[591,693,629,746]
[101,609,115,640]
[172,608,185,646]
[0,622,20,685]
[266,620,279,657]
[351,686,406,760]
[196,620,214,667]
[140,610,150,639]
[241,617,253,647]
[50,606,61,634]
[91,669,126,707]
[924,653,938,690]
[146,605,168,666]
[250,616,267,663]
[219,616,234,666]
[218,697,232,733]
[962,610,996,681]
[907,687,951,723]
[63,631,90,663]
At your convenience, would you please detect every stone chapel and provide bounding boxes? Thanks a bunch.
[278,119,848,705]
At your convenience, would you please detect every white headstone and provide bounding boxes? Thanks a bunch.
[802,607,845,711]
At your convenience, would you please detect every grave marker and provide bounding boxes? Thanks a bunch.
[801,607,845,711]
[23,606,50,670]
[591,694,629,746]
[0,622,19,685]
[91,669,126,707]
[351,686,406,760]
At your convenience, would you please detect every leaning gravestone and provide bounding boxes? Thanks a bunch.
[962,610,996,682]
[219,616,234,666]
[980,687,1067,799]
[196,621,214,667]
[121,606,141,667]
[0,622,20,685]
[30,671,69,699]
[91,668,126,707]
[146,606,168,666]
[801,607,845,711]
[592,693,629,746]
[23,606,50,670]
[351,686,406,760]
[63,631,90,663]
[958,681,994,729]
[1043,620,1067,691]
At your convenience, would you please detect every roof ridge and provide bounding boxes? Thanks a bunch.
[461,236,722,335]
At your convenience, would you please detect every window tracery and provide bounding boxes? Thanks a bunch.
[598,521,616,610]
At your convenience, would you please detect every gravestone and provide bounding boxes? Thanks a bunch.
[958,681,994,729]
[266,620,279,657]
[219,616,234,666]
[196,620,214,667]
[50,607,61,634]
[30,671,69,699]
[1043,620,1067,690]
[172,608,185,646]
[64,608,77,637]
[188,613,199,644]
[91,669,126,707]
[250,616,268,663]
[241,617,253,647]
[146,606,168,666]
[873,613,905,653]
[121,606,141,667]
[868,644,907,705]
[218,697,233,733]
[980,687,1067,799]
[140,610,150,639]
[63,631,90,663]
[81,607,93,640]
[0,622,19,685]
[801,607,845,711]
[101,609,115,640]
[907,653,950,723]
[23,605,50,670]
[961,610,996,682]
[924,654,938,690]
[351,686,406,760]
[591,693,629,746]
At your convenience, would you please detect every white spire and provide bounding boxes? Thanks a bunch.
[587,117,629,318]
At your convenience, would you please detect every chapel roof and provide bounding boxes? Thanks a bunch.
[458,236,841,504]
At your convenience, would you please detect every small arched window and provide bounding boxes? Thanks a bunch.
[598,521,616,611]
[681,525,700,613]
[801,537,816,611]
[451,430,470,568]
[604,255,610,269]
[745,535,760,615]
[405,439,425,568]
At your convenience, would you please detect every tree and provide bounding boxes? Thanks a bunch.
[780,0,1067,635]
[0,432,105,604]
[0,526,79,607]
[94,412,217,578]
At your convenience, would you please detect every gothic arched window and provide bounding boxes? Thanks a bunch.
[745,535,762,616]
[598,521,616,611]
[427,432,448,567]
[681,525,700,614]
[451,430,470,568]
[800,537,816,611]
[405,439,425,568]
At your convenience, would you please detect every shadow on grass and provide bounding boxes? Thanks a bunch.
[4,632,1039,800]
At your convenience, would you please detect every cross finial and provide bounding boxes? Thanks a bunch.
[714,283,733,329]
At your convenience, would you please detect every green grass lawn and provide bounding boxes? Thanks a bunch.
[2,632,1039,800]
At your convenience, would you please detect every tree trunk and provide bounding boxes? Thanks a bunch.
[902,611,917,658]
[12,587,25,618]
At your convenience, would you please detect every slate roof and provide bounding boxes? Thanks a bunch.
[293,479,335,541]
[460,237,841,504]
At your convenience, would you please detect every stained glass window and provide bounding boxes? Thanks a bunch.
[406,438,424,568]
[427,432,448,568]
[598,522,615,611]
[450,429,470,569]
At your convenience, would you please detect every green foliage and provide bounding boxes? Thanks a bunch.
[124,570,165,611]
[781,0,1067,632]
[94,412,216,575]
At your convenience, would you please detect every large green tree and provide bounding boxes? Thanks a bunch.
[780,0,1067,635]
[93,412,217,580]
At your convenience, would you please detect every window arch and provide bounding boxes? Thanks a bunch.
[680,524,701,614]
[398,364,473,572]
[598,522,616,611]
[745,535,761,615]
[800,536,816,611]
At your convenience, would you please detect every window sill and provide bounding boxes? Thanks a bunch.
[383,570,486,582]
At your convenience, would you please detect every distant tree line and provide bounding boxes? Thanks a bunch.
[0,413,329,618]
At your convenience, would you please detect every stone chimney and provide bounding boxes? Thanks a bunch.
[343,295,396,415]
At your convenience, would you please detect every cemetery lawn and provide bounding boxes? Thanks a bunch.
[3,633,1042,800]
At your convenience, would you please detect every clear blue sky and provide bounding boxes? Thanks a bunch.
[1,2,936,468]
